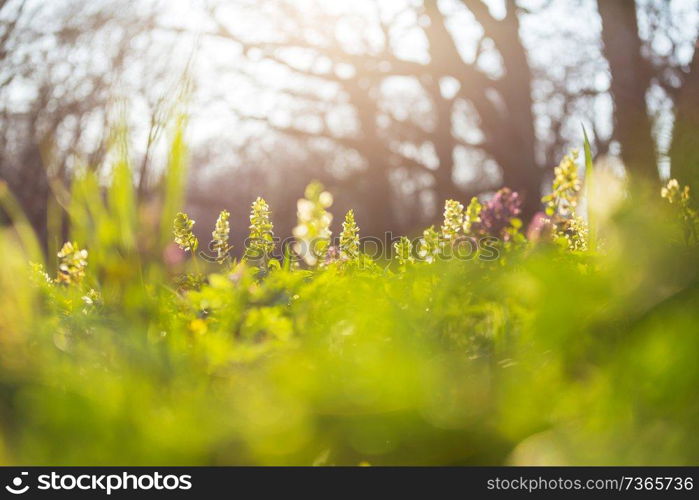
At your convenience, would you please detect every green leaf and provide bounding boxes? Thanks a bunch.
[160,114,188,249]
[108,121,136,251]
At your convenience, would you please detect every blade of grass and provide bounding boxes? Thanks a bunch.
[108,121,137,251]
[583,125,596,251]
[283,241,293,271]
[160,113,188,250]
[46,193,63,274]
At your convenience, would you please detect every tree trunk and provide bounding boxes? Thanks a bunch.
[669,47,699,198]
[431,90,466,204]
[343,80,397,237]
[597,0,658,179]
[492,2,543,218]
[15,141,50,248]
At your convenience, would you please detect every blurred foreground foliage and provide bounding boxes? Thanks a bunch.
[0,128,698,465]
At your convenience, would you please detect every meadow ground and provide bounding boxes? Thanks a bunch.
[0,138,697,465]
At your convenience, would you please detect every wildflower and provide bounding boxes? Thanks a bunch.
[30,262,53,287]
[417,226,440,263]
[542,150,582,217]
[211,210,231,264]
[56,241,88,285]
[394,236,414,268]
[173,212,198,252]
[81,288,101,306]
[661,178,698,243]
[661,179,689,205]
[536,151,595,252]
[473,188,522,241]
[441,199,464,242]
[324,245,342,266]
[81,289,102,315]
[244,197,275,264]
[293,181,333,266]
[339,210,360,261]
[463,197,482,235]
[174,273,206,292]
[526,212,554,242]
[557,216,589,252]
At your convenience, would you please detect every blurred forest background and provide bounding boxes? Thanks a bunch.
[1,0,698,249]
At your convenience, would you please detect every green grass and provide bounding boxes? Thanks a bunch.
[0,129,698,465]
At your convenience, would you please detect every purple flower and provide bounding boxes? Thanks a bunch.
[526,211,554,242]
[473,187,522,241]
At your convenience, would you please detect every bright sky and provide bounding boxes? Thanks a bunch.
[3,0,698,183]
[155,0,695,182]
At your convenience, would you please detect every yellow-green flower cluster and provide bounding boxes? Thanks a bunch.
[394,236,414,269]
[542,150,582,217]
[661,179,691,206]
[293,181,333,267]
[463,197,482,235]
[539,150,589,252]
[441,199,464,242]
[56,241,88,285]
[82,288,102,310]
[244,197,275,263]
[211,210,231,264]
[30,262,53,287]
[662,178,698,243]
[417,226,440,263]
[339,210,360,261]
[558,216,589,252]
[173,212,198,252]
